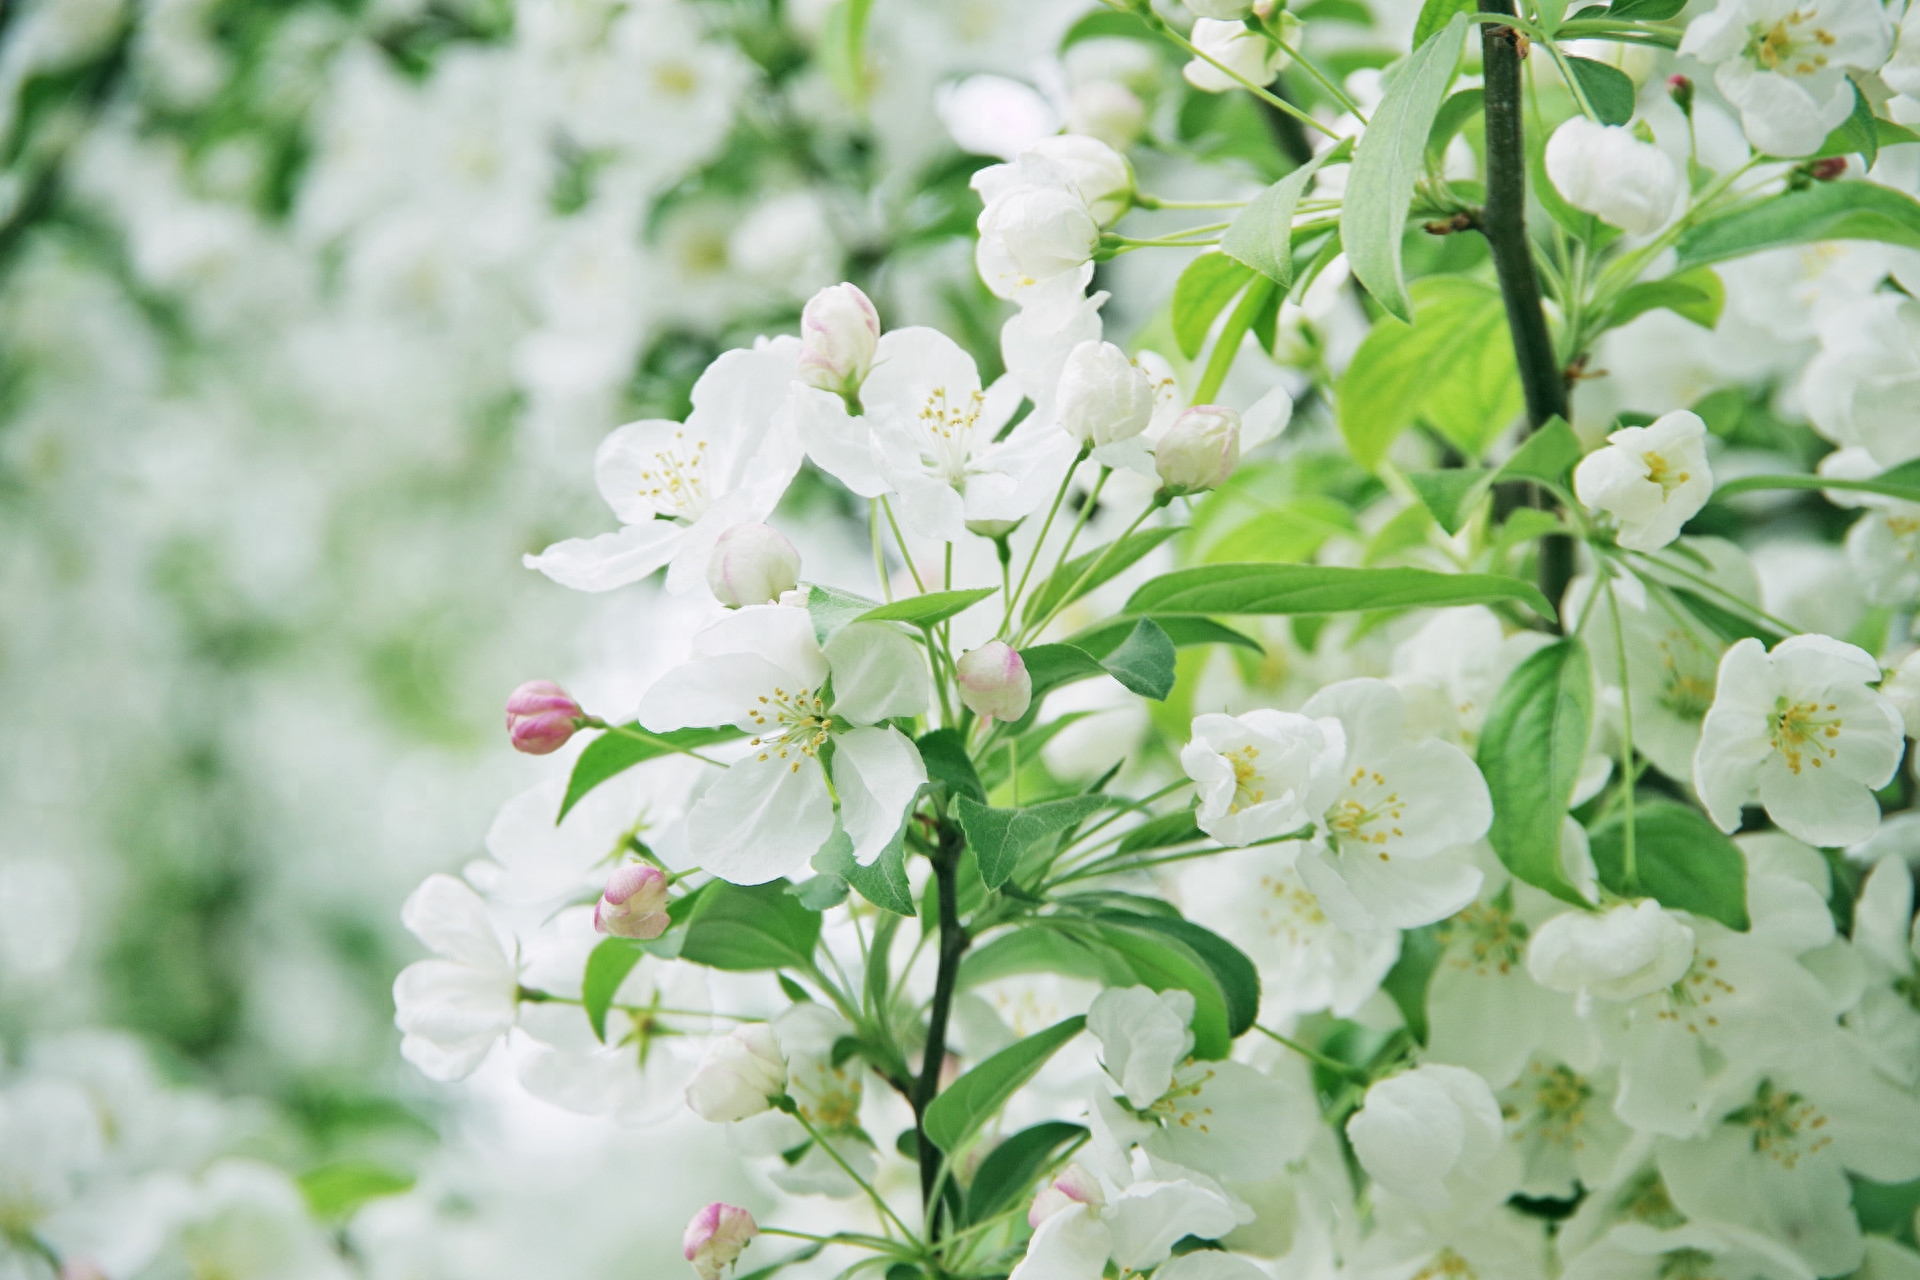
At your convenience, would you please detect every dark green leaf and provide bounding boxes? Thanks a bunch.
[1023,526,1185,629]
[1493,417,1583,488]
[1103,913,1261,1038]
[1588,801,1750,929]
[958,794,1112,889]
[1381,924,1441,1044]
[1221,146,1347,287]
[298,1162,416,1220]
[1478,640,1594,905]
[1173,253,1257,359]
[1666,588,1789,647]
[924,1016,1087,1152]
[1426,88,1484,166]
[1714,459,1920,505]
[918,727,986,804]
[1810,105,1920,162]
[965,1122,1089,1226]
[1605,0,1684,18]
[1341,13,1468,321]
[804,582,882,644]
[1099,618,1177,700]
[1122,561,1555,620]
[813,824,917,916]
[559,724,744,822]
[855,587,998,627]
[1675,182,1920,270]
[1605,267,1725,331]
[679,880,824,970]
[1407,468,1492,534]
[1562,56,1635,126]
[1086,920,1235,1058]
[584,936,646,1043]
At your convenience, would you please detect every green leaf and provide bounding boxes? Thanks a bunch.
[805,582,882,644]
[1123,561,1555,621]
[918,727,986,804]
[1587,801,1749,929]
[298,1162,416,1220]
[583,935,646,1043]
[814,824,917,916]
[923,1016,1087,1152]
[1426,88,1485,167]
[1099,618,1177,700]
[1221,146,1347,287]
[1605,0,1684,18]
[679,881,823,971]
[1023,525,1185,629]
[1562,55,1635,126]
[1412,0,1476,49]
[1338,277,1523,467]
[1104,914,1261,1038]
[1202,495,1358,564]
[1381,924,1441,1044]
[1172,254,1257,360]
[958,794,1112,889]
[1605,266,1725,331]
[1059,615,1266,662]
[818,0,875,105]
[1115,809,1205,855]
[855,587,997,627]
[1341,13,1468,321]
[789,874,850,911]
[1714,459,1920,505]
[1493,417,1582,488]
[1477,639,1595,905]
[1666,587,1788,647]
[559,724,744,822]
[1407,468,1491,535]
[1810,102,1920,162]
[1086,920,1235,1058]
[1675,182,1920,270]
[965,1122,1089,1226]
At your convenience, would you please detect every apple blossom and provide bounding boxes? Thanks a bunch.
[1347,1064,1513,1210]
[592,863,671,940]
[685,1023,787,1122]
[1154,405,1241,495]
[1527,901,1697,1001]
[1183,19,1290,93]
[795,282,880,400]
[1051,339,1155,457]
[1679,0,1891,156]
[1545,118,1685,235]
[392,874,518,1081]
[1573,411,1714,552]
[705,522,801,608]
[955,641,1032,722]
[1182,709,1343,848]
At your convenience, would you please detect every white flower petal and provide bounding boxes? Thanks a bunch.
[831,725,927,865]
[522,521,684,592]
[686,752,836,884]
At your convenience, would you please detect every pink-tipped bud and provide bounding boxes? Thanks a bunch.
[505,680,583,755]
[707,523,802,608]
[594,864,672,940]
[1155,405,1241,495]
[1029,1163,1105,1227]
[686,1023,788,1122]
[684,1203,758,1280]
[1810,156,1849,181]
[955,641,1032,722]
[1667,74,1693,116]
[797,283,881,398]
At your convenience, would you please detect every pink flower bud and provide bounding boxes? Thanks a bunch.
[797,283,881,397]
[955,641,1032,722]
[594,863,672,939]
[1155,405,1241,495]
[684,1202,758,1280]
[1667,74,1693,116]
[505,680,583,755]
[707,523,802,608]
[1029,1163,1105,1227]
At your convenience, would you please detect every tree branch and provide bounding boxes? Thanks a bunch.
[912,818,971,1232]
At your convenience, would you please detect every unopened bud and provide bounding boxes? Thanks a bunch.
[1029,1163,1105,1227]
[956,642,1033,722]
[685,1023,787,1122]
[1810,156,1848,181]
[1055,340,1155,447]
[1667,74,1693,117]
[505,681,583,755]
[594,863,672,940]
[796,283,881,398]
[1155,405,1241,495]
[708,523,802,608]
[684,1203,758,1280]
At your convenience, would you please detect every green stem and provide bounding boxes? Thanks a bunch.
[1193,276,1276,406]
[1005,448,1090,635]
[1255,1023,1372,1079]
[880,496,928,593]
[1134,194,1249,210]
[787,1105,919,1241]
[912,820,972,1233]
[588,721,725,767]
[1019,498,1164,645]
[1602,574,1638,892]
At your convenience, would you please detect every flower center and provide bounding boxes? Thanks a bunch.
[1438,899,1529,974]
[1642,450,1692,497]
[1507,1061,1594,1147]
[1257,869,1327,941]
[653,61,699,97]
[1743,10,1837,75]
[1150,1063,1216,1133]
[1326,767,1405,858]
[1614,1168,1687,1227]
[916,385,985,485]
[747,686,834,774]
[1726,1079,1831,1169]
[1768,696,1842,775]
[636,430,713,520]
[1658,1249,1724,1280]
[1226,744,1267,813]
[1411,1249,1477,1280]
[1657,952,1729,1031]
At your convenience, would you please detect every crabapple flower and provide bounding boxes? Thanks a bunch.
[1051,340,1155,463]
[1804,295,1920,469]
[592,863,671,940]
[1347,1064,1513,1210]
[392,875,518,1081]
[1030,1164,1104,1227]
[972,137,1132,300]
[1882,649,1920,735]
[796,282,880,400]
[956,641,1032,722]
[1011,1159,1240,1280]
[1184,19,1291,93]
[684,1203,757,1280]
[706,522,800,608]
[685,1023,787,1122]
[1545,118,1685,235]
[1155,405,1240,495]
[1573,411,1713,551]
[973,135,1135,228]
[1528,901,1696,1001]
[1846,500,1920,606]
[523,338,803,594]
[504,680,582,755]
[1678,0,1891,156]
[1693,634,1904,845]
[1182,710,1343,848]
[638,605,929,883]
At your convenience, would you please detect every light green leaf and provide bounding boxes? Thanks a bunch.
[1477,639,1594,905]
[813,822,918,915]
[1674,182,1920,269]
[923,1016,1087,1152]
[1605,0,1684,18]
[958,794,1112,889]
[1493,417,1583,488]
[1562,55,1636,125]
[1023,526,1185,628]
[1426,88,1485,166]
[1714,459,1920,505]
[1122,561,1555,620]
[1337,277,1523,468]
[917,727,986,804]
[1406,468,1492,534]
[1341,13,1468,321]
[1114,809,1205,855]
[855,587,997,627]
[1587,801,1750,929]
[818,0,876,106]
[1412,0,1476,49]
[1202,495,1358,564]
[1605,266,1725,331]
[964,1122,1089,1226]
[1221,146,1347,287]
[559,724,744,822]
[1172,254,1257,360]
[298,1162,416,1220]
[805,582,882,644]
[678,881,823,971]
[583,935,646,1043]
